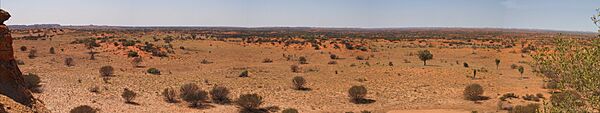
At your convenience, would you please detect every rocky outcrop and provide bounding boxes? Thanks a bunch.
[0,9,47,113]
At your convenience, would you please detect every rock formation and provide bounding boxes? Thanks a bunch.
[0,9,47,113]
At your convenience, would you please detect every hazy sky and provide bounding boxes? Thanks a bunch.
[2,0,599,31]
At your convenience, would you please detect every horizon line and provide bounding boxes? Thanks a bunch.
[8,24,598,33]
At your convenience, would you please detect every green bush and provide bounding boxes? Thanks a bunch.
[147,68,161,75]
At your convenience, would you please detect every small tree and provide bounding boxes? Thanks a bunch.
[99,66,114,77]
[472,69,477,79]
[49,47,56,54]
[464,84,484,101]
[292,76,306,90]
[210,86,231,104]
[121,88,137,104]
[495,59,501,69]
[69,105,98,113]
[348,85,368,104]
[162,87,177,103]
[417,50,433,66]
[518,66,524,79]
[236,94,263,111]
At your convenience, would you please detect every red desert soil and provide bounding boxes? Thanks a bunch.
[9,28,569,113]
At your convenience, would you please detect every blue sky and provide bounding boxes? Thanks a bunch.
[1,0,599,31]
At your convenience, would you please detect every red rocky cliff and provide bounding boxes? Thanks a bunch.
[0,9,47,113]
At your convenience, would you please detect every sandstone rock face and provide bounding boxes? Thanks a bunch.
[0,9,46,113]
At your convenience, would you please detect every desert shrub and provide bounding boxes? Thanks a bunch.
[89,86,100,93]
[290,65,300,73]
[536,93,544,99]
[348,85,368,104]
[49,47,56,54]
[65,57,74,67]
[151,50,168,57]
[122,40,136,46]
[147,68,161,75]
[328,61,337,64]
[298,56,308,64]
[127,51,139,57]
[131,57,142,67]
[23,73,42,93]
[292,76,306,90]
[262,58,273,63]
[210,86,231,104]
[180,83,208,107]
[417,50,433,65]
[463,62,469,68]
[200,59,213,64]
[28,49,37,59]
[361,111,372,113]
[464,84,484,101]
[236,93,263,111]
[330,54,338,59]
[99,66,114,77]
[239,70,249,77]
[355,56,366,60]
[510,64,518,69]
[281,108,298,113]
[20,46,27,51]
[522,94,540,102]
[509,103,539,113]
[121,88,137,103]
[69,105,98,113]
[162,87,178,103]
[499,93,518,101]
